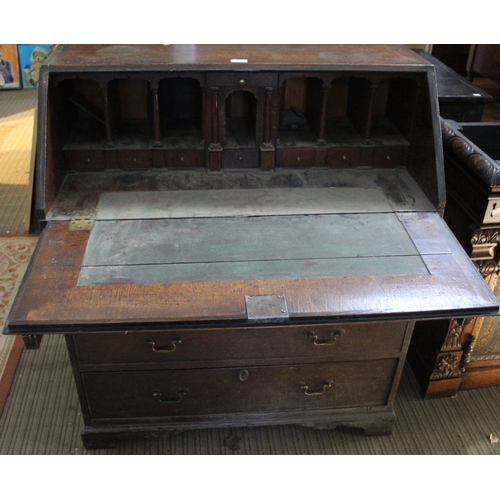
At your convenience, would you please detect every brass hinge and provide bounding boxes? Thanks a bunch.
[69,215,95,231]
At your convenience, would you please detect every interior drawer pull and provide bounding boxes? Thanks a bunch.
[152,388,188,404]
[306,329,344,346]
[145,336,183,353]
[299,381,333,396]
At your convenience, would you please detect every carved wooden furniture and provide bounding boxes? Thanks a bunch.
[3,45,498,448]
[467,45,500,86]
[414,49,492,122]
[409,119,500,397]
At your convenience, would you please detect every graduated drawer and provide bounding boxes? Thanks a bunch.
[206,72,277,88]
[73,321,408,365]
[82,358,399,419]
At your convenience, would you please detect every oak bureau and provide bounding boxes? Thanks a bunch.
[3,44,498,449]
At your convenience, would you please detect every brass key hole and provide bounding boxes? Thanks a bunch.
[238,369,250,382]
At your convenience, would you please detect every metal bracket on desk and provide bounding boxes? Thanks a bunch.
[245,294,289,322]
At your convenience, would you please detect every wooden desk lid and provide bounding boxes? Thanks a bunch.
[5,184,498,332]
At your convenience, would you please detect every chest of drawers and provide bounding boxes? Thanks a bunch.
[3,44,498,448]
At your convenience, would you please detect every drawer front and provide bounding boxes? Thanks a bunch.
[64,150,105,171]
[116,149,152,169]
[371,147,405,167]
[164,149,204,168]
[73,321,408,365]
[326,147,361,167]
[221,149,260,168]
[281,148,316,167]
[82,358,399,419]
[206,72,278,88]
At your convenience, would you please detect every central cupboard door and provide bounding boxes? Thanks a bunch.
[205,73,278,171]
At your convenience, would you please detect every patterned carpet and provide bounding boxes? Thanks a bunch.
[0,236,38,414]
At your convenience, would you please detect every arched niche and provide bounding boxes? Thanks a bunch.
[223,89,258,148]
[158,76,203,147]
[278,75,326,146]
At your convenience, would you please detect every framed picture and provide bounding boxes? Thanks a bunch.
[0,44,21,89]
[17,44,51,89]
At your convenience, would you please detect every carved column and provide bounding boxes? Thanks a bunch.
[316,83,330,146]
[363,82,378,141]
[99,82,114,148]
[151,82,162,147]
[207,86,222,171]
[260,86,275,171]
[429,319,465,384]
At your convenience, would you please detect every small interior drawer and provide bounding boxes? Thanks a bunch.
[164,149,204,168]
[221,149,260,168]
[326,147,362,167]
[281,148,316,167]
[206,72,277,87]
[116,150,152,169]
[371,147,406,167]
[64,150,105,171]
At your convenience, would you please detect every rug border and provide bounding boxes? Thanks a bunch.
[0,234,38,415]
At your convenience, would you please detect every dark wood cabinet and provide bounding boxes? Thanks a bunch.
[3,45,498,448]
[414,49,493,122]
[467,45,500,85]
[409,119,500,398]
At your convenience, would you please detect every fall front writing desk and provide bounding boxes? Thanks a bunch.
[4,44,498,449]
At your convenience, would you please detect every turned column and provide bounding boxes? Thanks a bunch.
[99,81,114,148]
[260,86,275,171]
[151,82,162,147]
[208,86,222,171]
[363,81,378,141]
[316,83,330,146]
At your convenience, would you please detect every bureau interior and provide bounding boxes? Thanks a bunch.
[36,69,442,224]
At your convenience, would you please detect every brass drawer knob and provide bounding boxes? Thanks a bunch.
[299,381,333,396]
[342,155,347,161]
[306,329,344,346]
[297,156,301,161]
[239,79,246,86]
[238,369,250,382]
[145,336,183,353]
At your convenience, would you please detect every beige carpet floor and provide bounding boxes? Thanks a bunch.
[0,89,37,235]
